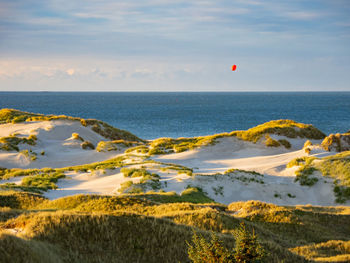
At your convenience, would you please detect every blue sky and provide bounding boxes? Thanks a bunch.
[0,0,349,91]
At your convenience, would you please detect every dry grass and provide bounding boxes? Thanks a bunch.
[96,140,139,152]
[0,108,143,143]
[0,135,37,152]
[231,119,325,143]
[1,193,348,262]
[322,133,350,152]
[290,240,350,262]
[288,152,350,202]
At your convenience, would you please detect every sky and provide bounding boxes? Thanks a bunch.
[0,0,349,91]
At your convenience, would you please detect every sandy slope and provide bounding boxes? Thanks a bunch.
[0,120,118,168]
[0,122,344,206]
[41,137,339,206]
[155,137,328,176]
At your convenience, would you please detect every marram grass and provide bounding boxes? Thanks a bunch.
[0,192,349,262]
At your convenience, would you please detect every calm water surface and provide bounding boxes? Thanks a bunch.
[0,92,349,139]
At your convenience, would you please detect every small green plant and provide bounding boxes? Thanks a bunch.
[303,140,312,148]
[19,172,65,192]
[233,223,265,263]
[212,186,224,196]
[278,139,291,149]
[295,167,318,186]
[72,133,84,141]
[287,193,296,198]
[81,141,95,150]
[187,231,233,263]
[187,223,265,263]
[274,193,281,198]
[264,135,280,147]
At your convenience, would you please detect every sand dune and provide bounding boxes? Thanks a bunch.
[0,118,346,206]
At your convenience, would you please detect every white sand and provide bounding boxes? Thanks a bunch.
[0,120,119,169]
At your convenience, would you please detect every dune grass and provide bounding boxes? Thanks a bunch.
[118,168,161,193]
[0,108,143,142]
[287,152,350,202]
[0,172,65,193]
[81,140,95,150]
[290,240,350,262]
[322,132,350,152]
[145,120,325,155]
[96,140,139,152]
[231,119,325,143]
[71,132,84,141]
[0,192,348,262]
[0,134,37,152]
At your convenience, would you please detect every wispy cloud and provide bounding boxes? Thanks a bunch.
[0,0,349,91]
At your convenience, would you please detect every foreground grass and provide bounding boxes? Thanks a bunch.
[0,192,349,262]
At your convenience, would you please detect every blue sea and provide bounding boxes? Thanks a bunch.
[0,92,349,139]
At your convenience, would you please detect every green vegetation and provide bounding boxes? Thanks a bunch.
[81,140,95,150]
[287,156,316,168]
[147,136,222,155]
[21,172,65,191]
[290,240,350,262]
[130,188,215,204]
[0,193,348,262]
[19,149,38,161]
[144,120,324,155]
[96,140,139,152]
[187,224,266,263]
[231,119,325,143]
[0,108,81,124]
[121,167,152,178]
[118,168,161,193]
[0,134,37,151]
[160,164,193,176]
[0,172,65,193]
[0,155,133,182]
[0,108,143,142]
[294,166,319,186]
[322,132,350,152]
[125,145,149,154]
[71,132,84,141]
[304,140,313,148]
[278,139,292,149]
[187,231,235,262]
[264,134,281,147]
[86,119,143,142]
[0,191,46,209]
[288,152,350,202]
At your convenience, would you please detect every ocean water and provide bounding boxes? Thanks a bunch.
[0,92,349,139]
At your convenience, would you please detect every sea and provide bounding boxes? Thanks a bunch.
[0,92,349,140]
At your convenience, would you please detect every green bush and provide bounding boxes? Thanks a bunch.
[21,172,65,191]
[81,141,95,150]
[264,135,280,147]
[278,139,291,149]
[233,223,265,263]
[187,223,265,263]
[295,167,318,186]
[187,231,233,262]
[72,133,84,141]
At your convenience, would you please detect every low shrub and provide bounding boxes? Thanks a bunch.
[187,223,265,263]
[264,135,280,147]
[72,133,84,141]
[81,141,95,150]
[278,139,291,149]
